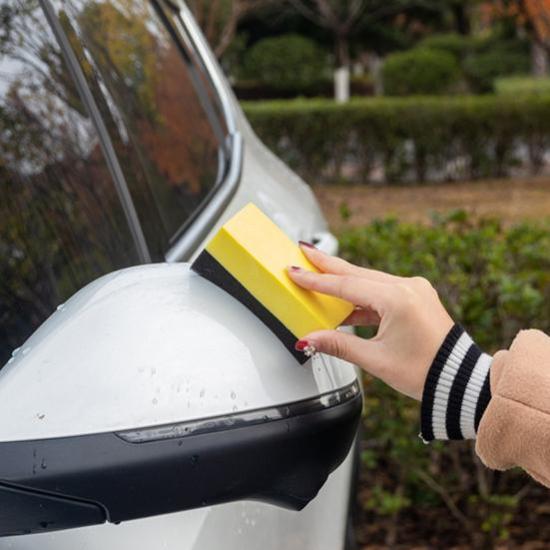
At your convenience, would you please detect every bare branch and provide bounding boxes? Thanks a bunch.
[414,468,472,531]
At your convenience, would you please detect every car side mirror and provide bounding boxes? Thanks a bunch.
[0,264,361,537]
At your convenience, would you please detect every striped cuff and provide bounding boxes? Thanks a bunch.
[420,324,493,441]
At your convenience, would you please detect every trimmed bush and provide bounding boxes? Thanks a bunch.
[416,34,530,93]
[241,34,327,92]
[243,96,550,183]
[419,32,472,61]
[464,51,530,93]
[340,214,550,547]
[463,40,530,93]
[382,48,460,96]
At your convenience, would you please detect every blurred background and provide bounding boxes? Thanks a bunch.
[188,1,550,548]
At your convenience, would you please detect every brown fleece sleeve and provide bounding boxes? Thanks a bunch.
[476,330,550,487]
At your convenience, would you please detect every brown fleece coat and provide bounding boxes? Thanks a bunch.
[476,330,550,486]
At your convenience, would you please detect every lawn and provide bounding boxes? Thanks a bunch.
[313,177,550,230]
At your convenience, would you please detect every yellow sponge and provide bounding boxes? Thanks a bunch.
[191,203,353,363]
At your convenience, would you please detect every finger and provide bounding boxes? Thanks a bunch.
[297,330,386,379]
[298,242,401,284]
[342,307,381,327]
[287,267,394,312]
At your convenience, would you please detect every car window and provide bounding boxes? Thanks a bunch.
[0,0,142,368]
[51,0,230,259]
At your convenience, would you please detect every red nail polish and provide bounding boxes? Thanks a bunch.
[299,240,316,249]
[289,265,302,272]
[295,339,309,351]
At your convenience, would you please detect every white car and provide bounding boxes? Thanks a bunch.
[0,1,362,549]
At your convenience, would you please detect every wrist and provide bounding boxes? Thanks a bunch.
[420,324,493,442]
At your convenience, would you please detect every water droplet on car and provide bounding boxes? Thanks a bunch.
[190,454,199,467]
[230,391,236,400]
[150,368,156,376]
[200,389,205,398]
[232,405,238,412]
[11,348,21,357]
[21,347,31,356]
[152,398,158,405]
[56,303,65,311]
[36,413,45,420]
[40,458,47,470]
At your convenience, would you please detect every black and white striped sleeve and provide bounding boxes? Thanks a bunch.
[420,324,493,441]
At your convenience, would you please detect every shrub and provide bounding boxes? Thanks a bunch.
[241,34,327,92]
[416,34,530,93]
[495,75,550,96]
[340,214,550,547]
[382,48,460,95]
[243,95,550,183]
[419,32,472,61]
[463,41,530,93]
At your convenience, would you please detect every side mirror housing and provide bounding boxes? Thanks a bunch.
[0,264,361,536]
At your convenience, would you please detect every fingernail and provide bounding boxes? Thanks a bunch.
[295,340,317,358]
[298,240,316,249]
[295,339,309,351]
[288,265,302,272]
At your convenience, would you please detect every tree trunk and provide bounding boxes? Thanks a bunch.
[334,34,350,103]
[531,39,549,77]
[451,1,470,35]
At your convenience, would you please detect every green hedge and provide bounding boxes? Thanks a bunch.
[495,75,550,97]
[243,96,550,184]
[340,213,550,546]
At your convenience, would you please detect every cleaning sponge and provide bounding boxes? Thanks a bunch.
[191,203,354,363]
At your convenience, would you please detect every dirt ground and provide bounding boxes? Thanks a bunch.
[313,177,550,230]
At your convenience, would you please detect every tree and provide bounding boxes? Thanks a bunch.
[286,0,366,101]
[284,0,476,101]
[483,0,550,75]
[187,0,274,58]
[521,0,550,74]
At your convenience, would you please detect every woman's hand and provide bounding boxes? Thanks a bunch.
[287,243,454,400]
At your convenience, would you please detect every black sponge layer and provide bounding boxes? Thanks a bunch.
[191,250,308,364]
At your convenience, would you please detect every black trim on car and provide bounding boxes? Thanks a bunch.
[163,1,243,262]
[0,383,362,537]
[118,381,361,443]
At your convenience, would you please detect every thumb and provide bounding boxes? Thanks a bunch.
[298,330,385,378]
